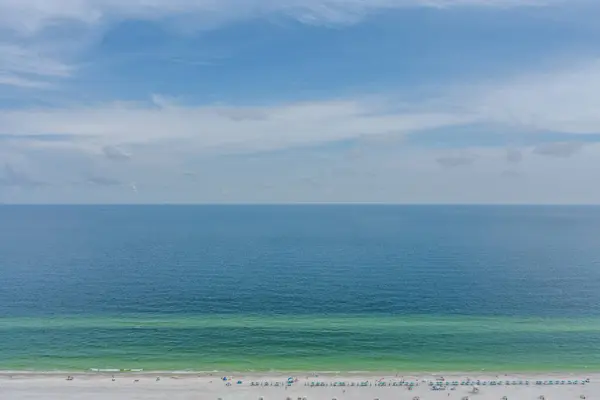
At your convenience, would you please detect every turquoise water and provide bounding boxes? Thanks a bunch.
[1,205,600,371]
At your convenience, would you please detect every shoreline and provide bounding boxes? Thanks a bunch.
[1,371,594,400]
[1,370,596,377]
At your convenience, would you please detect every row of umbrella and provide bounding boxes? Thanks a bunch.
[306,381,418,387]
[429,379,589,386]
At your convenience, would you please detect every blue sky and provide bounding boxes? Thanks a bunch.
[1,0,600,203]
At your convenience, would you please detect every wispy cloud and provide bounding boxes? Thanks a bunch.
[85,175,138,194]
[0,133,80,142]
[0,0,554,35]
[533,142,584,158]
[0,44,73,88]
[0,99,473,155]
[473,58,600,134]
[102,145,131,161]
[436,153,476,168]
[0,73,50,88]
[3,53,600,158]
[0,163,45,187]
[0,0,561,89]
[86,175,123,186]
[501,170,522,178]
[506,147,523,163]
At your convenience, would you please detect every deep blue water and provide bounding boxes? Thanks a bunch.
[2,205,600,318]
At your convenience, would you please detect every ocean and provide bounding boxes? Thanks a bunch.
[1,205,600,372]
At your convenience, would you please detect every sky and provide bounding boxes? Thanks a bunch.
[1,0,600,204]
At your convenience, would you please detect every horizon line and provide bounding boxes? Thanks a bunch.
[1,203,600,207]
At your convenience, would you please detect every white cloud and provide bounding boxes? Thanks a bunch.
[0,44,74,88]
[0,0,553,36]
[533,142,585,158]
[0,163,45,187]
[4,54,600,155]
[436,153,476,168]
[1,0,600,203]
[0,54,600,161]
[473,58,600,134]
[4,137,600,204]
[0,0,570,88]
[0,73,50,88]
[2,55,600,160]
[0,99,475,155]
[102,145,131,161]
[505,148,523,163]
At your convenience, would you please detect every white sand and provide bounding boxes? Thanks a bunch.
[0,372,593,400]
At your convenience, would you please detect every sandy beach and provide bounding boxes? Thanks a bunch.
[0,372,594,400]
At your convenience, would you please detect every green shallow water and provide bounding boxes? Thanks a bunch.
[2,315,600,372]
